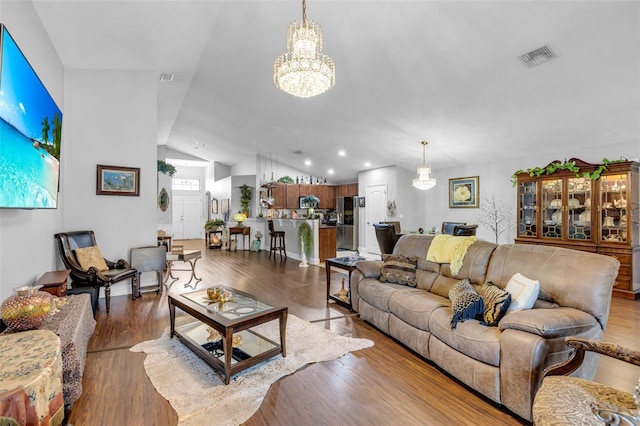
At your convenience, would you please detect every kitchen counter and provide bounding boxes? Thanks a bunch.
[247,218,325,264]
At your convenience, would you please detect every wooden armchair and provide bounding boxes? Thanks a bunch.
[533,336,640,425]
[54,231,137,314]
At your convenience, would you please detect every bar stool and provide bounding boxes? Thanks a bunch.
[268,220,287,259]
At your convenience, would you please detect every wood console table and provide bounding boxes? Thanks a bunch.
[229,226,250,250]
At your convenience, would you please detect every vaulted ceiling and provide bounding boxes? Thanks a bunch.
[32,1,640,182]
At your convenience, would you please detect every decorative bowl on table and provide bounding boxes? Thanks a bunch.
[1,285,54,331]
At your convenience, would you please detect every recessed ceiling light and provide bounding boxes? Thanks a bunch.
[338,150,346,157]
[304,159,312,166]
[328,169,334,174]
[364,162,371,167]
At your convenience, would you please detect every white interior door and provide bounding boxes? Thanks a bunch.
[172,195,203,239]
[366,184,388,254]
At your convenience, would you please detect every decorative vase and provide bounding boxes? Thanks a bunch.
[338,278,348,301]
[299,236,309,268]
[1,285,54,331]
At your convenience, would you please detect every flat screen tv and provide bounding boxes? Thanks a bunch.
[0,23,63,209]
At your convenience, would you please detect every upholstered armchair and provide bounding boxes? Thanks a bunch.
[373,223,399,256]
[54,231,137,314]
[533,336,640,425]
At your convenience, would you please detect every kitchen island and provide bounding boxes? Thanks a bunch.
[245,218,336,265]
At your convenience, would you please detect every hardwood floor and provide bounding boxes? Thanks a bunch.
[65,239,640,426]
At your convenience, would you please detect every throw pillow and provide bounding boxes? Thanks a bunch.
[75,246,109,272]
[448,278,484,329]
[379,254,418,287]
[477,281,512,326]
[505,273,540,312]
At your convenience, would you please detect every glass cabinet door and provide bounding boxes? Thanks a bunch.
[518,181,537,237]
[600,174,628,243]
[541,178,562,239]
[567,177,592,241]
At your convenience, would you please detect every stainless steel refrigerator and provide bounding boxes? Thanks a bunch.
[336,196,359,250]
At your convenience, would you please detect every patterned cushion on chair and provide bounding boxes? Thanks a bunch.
[74,246,109,272]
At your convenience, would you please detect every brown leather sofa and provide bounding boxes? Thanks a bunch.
[350,234,620,421]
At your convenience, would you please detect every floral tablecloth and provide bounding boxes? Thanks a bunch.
[0,329,64,426]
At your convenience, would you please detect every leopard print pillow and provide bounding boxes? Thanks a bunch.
[449,278,484,329]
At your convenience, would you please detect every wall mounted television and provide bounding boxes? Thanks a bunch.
[0,23,63,209]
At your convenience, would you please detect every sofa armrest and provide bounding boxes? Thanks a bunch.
[498,308,598,339]
[355,260,383,279]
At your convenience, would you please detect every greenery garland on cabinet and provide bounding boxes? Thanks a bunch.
[511,158,625,186]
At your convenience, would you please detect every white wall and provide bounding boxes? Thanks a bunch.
[0,2,65,300]
[419,139,640,244]
[61,69,158,297]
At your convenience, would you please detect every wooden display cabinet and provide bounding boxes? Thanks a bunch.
[515,158,639,299]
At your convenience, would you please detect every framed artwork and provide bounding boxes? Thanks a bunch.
[449,176,479,208]
[96,164,140,196]
[211,198,218,214]
[221,198,230,221]
[358,197,366,208]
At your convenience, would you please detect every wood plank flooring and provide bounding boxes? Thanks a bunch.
[65,239,640,426]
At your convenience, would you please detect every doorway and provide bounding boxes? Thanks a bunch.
[172,195,204,239]
[365,184,387,255]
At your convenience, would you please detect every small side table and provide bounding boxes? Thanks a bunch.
[324,256,364,310]
[36,270,70,297]
[206,229,223,249]
[229,226,250,250]
[165,250,202,288]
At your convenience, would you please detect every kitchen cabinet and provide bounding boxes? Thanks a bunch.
[285,184,299,209]
[319,226,337,262]
[261,183,286,209]
[290,184,337,209]
[337,183,358,197]
[514,158,639,299]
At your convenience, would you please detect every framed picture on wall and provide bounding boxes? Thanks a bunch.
[211,198,218,214]
[449,176,479,208]
[96,164,140,196]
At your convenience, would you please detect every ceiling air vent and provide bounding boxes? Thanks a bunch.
[160,73,174,82]
[519,45,557,67]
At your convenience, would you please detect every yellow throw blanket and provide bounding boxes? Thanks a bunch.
[426,235,477,275]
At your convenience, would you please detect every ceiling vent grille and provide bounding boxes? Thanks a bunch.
[160,73,174,82]
[519,45,557,67]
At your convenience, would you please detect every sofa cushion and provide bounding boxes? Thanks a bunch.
[359,279,408,312]
[429,307,502,367]
[388,290,449,331]
[74,246,109,272]
[449,279,484,329]
[379,254,418,287]
[505,273,540,312]
[477,282,512,326]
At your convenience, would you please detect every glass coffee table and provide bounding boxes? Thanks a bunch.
[168,287,287,384]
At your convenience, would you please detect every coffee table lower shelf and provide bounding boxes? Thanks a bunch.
[173,321,283,384]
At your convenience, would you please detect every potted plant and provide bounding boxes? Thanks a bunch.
[298,222,313,268]
[205,218,225,231]
[240,184,252,216]
[157,160,177,176]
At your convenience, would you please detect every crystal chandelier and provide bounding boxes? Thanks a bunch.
[273,0,335,98]
[412,141,437,190]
